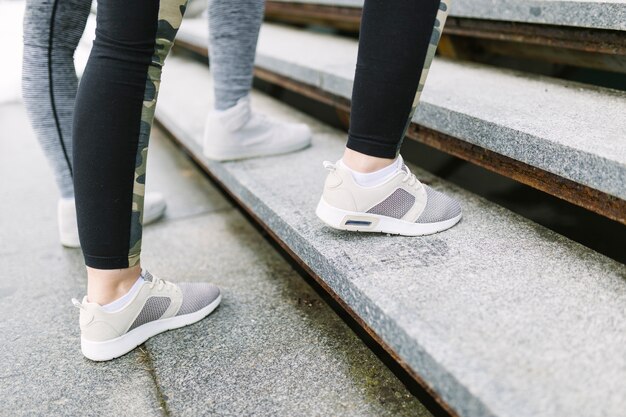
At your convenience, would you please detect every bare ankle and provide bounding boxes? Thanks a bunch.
[87,264,142,305]
[342,148,396,173]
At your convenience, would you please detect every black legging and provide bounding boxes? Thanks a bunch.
[72,0,448,270]
[73,0,187,269]
[348,0,449,159]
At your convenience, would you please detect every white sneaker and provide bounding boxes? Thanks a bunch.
[72,270,221,361]
[203,96,312,161]
[58,193,167,248]
[316,158,462,236]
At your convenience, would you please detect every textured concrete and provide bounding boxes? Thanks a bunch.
[177,20,626,200]
[157,55,626,417]
[0,105,163,417]
[143,213,428,417]
[1,103,429,416]
[269,0,626,31]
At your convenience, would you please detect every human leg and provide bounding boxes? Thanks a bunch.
[202,0,311,161]
[71,0,220,360]
[317,0,462,236]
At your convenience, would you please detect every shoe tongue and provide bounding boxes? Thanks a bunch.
[141,270,154,282]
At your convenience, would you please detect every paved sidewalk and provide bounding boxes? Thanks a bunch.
[0,103,429,416]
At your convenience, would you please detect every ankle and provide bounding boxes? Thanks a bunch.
[342,148,396,173]
[87,265,142,305]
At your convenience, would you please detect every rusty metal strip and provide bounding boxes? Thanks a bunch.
[264,1,626,57]
[171,42,626,225]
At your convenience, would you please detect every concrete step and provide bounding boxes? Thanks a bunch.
[2,102,431,416]
[175,19,626,224]
[265,0,626,31]
[262,0,626,75]
[155,54,626,417]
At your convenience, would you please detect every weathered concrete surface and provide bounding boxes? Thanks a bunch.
[268,0,626,31]
[157,55,626,417]
[0,104,163,417]
[1,103,429,416]
[178,20,626,200]
[143,212,429,417]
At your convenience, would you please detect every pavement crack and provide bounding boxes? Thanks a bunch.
[136,345,171,417]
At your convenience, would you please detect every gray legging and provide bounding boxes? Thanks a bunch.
[22,0,264,198]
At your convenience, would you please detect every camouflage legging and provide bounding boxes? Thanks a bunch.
[70,0,188,269]
[347,0,450,159]
[22,0,266,270]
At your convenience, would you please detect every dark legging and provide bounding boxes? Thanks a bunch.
[347,0,449,159]
[73,0,187,269]
[71,0,448,269]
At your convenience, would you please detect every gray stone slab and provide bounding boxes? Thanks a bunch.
[147,128,232,220]
[141,212,430,417]
[0,102,426,416]
[157,55,626,417]
[0,104,162,417]
[268,0,626,31]
[177,19,626,200]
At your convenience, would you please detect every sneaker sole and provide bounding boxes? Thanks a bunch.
[81,294,222,362]
[203,138,311,162]
[316,198,462,236]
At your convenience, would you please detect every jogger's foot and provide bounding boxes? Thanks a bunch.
[73,270,221,361]
[58,193,167,248]
[316,156,462,236]
[203,96,311,161]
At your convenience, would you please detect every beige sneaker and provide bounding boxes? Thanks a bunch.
[316,157,462,236]
[72,271,221,361]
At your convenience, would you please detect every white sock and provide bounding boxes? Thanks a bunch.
[340,156,403,187]
[101,275,145,312]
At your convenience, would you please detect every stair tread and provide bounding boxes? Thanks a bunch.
[178,19,626,200]
[267,0,626,31]
[156,54,626,417]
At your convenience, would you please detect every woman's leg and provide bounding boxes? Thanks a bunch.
[316,0,461,236]
[345,0,450,167]
[208,0,264,111]
[72,0,187,298]
[201,0,311,161]
[22,0,91,199]
[70,0,221,363]
[22,0,166,249]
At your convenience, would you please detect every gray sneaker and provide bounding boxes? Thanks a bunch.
[316,156,462,236]
[72,270,221,361]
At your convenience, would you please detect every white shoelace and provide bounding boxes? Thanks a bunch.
[401,165,419,187]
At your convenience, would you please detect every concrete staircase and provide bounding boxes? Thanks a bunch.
[265,0,626,30]
[153,2,626,416]
[174,18,626,224]
[155,52,626,417]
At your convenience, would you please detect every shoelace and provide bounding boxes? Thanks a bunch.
[71,274,172,309]
[149,275,170,292]
[324,160,420,189]
[323,161,336,171]
[401,164,419,187]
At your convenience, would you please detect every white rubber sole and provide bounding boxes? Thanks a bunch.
[203,138,311,161]
[81,295,222,362]
[316,198,462,236]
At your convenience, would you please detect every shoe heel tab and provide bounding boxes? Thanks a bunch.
[322,161,336,171]
[72,297,85,310]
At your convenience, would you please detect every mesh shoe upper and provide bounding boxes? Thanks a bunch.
[416,185,462,223]
[176,282,221,316]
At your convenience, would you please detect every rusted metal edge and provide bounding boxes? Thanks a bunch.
[264,1,626,55]
[154,116,461,417]
[172,40,626,224]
